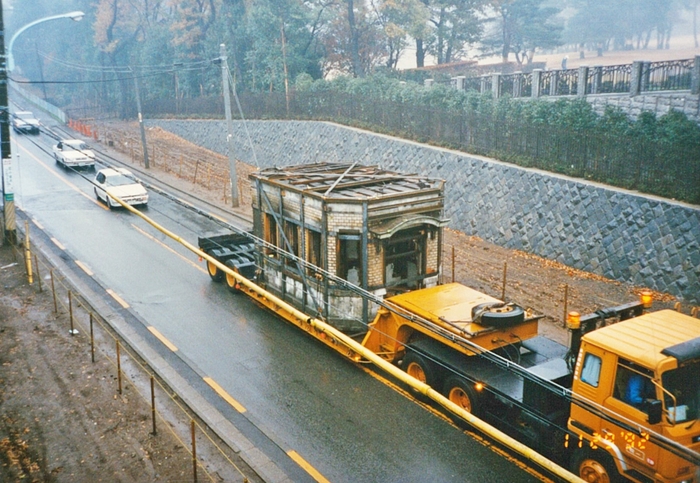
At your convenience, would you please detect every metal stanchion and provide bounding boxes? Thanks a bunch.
[34,254,42,292]
[50,269,58,314]
[89,312,95,363]
[150,377,157,435]
[116,340,122,395]
[191,420,198,483]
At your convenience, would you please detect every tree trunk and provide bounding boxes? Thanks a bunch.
[416,38,425,68]
[347,0,363,77]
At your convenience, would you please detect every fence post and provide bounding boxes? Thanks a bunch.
[577,66,589,97]
[191,420,198,483]
[451,76,465,91]
[630,60,644,96]
[480,76,488,94]
[90,313,95,363]
[531,69,542,98]
[424,79,434,88]
[116,340,123,395]
[50,269,58,314]
[34,255,42,292]
[492,73,501,99]
[692,55,700,95]
[150,376,157,435]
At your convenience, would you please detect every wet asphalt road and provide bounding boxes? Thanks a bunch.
[9,129,542,483]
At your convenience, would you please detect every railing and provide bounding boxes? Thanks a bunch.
[644,58,694,92]
[429,56,700,99]
[592,64,632,94]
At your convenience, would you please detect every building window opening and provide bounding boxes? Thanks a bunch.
[307,229,322,272]
[384,229,425,290]
[338,235,362,286]
[263,213,278,255]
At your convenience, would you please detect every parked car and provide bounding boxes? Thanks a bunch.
[93,168,149,208]
[53,139,96,169]
[12,111,40,134]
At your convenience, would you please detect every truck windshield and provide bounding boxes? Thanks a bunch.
[661,359,700,424]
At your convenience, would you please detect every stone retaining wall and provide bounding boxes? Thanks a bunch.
[148,119,700,304]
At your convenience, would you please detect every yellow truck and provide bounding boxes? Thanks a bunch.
[200,229,700,482]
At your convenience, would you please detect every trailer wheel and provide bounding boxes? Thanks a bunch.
[207,259,225,282]
[443,376,480,416]
[225,266,241,293]
[403,351,436,388]
[571,449,621,483]
[472,302,525,328]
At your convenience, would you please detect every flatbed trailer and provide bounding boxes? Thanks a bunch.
[199,231,700,483]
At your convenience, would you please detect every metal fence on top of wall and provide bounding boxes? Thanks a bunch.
[429,56,700,98]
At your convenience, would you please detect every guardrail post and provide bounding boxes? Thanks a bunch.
[577,66,589,97]
[692,55,700,95]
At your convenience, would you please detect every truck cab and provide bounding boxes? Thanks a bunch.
[569,309,700,483]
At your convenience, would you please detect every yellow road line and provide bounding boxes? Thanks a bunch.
[203,377,247,413]
[75,260,93,276]
[50,237,65,250]
[16,142,107,209]
[147,326,179,352]
[131,224,206,273]
[287,450,331,483]
[106,289,130,308]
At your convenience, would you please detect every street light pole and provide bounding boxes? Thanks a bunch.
[1,9,84,244]
[7,10,84,72]
[0,1,17,244]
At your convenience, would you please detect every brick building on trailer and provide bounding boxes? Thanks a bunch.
[250,162,449,332]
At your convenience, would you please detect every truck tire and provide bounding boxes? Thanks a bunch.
[225,265,241,293]
[472,302,524,328]
[207,258,225,282]
[443,375,480,416]
[402,350,437,388]
[571,448,621,483]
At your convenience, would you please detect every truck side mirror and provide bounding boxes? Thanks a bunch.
[646,399,662,424]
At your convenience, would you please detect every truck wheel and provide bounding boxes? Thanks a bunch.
[472,302,524,328]
[443,376,480,416]
[571,449,621,483]
[207,259,225,282]
[403,351,436,388]
[225,266,241,293]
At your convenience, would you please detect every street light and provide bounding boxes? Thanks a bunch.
[7,10,85,72]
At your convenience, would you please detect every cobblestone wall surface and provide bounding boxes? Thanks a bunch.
[149,119,700,303]
[586,92,700,122]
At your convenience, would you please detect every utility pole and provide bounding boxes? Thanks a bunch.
[0,1,17,245]
[220,44,239,207]
[132,67,150,169]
